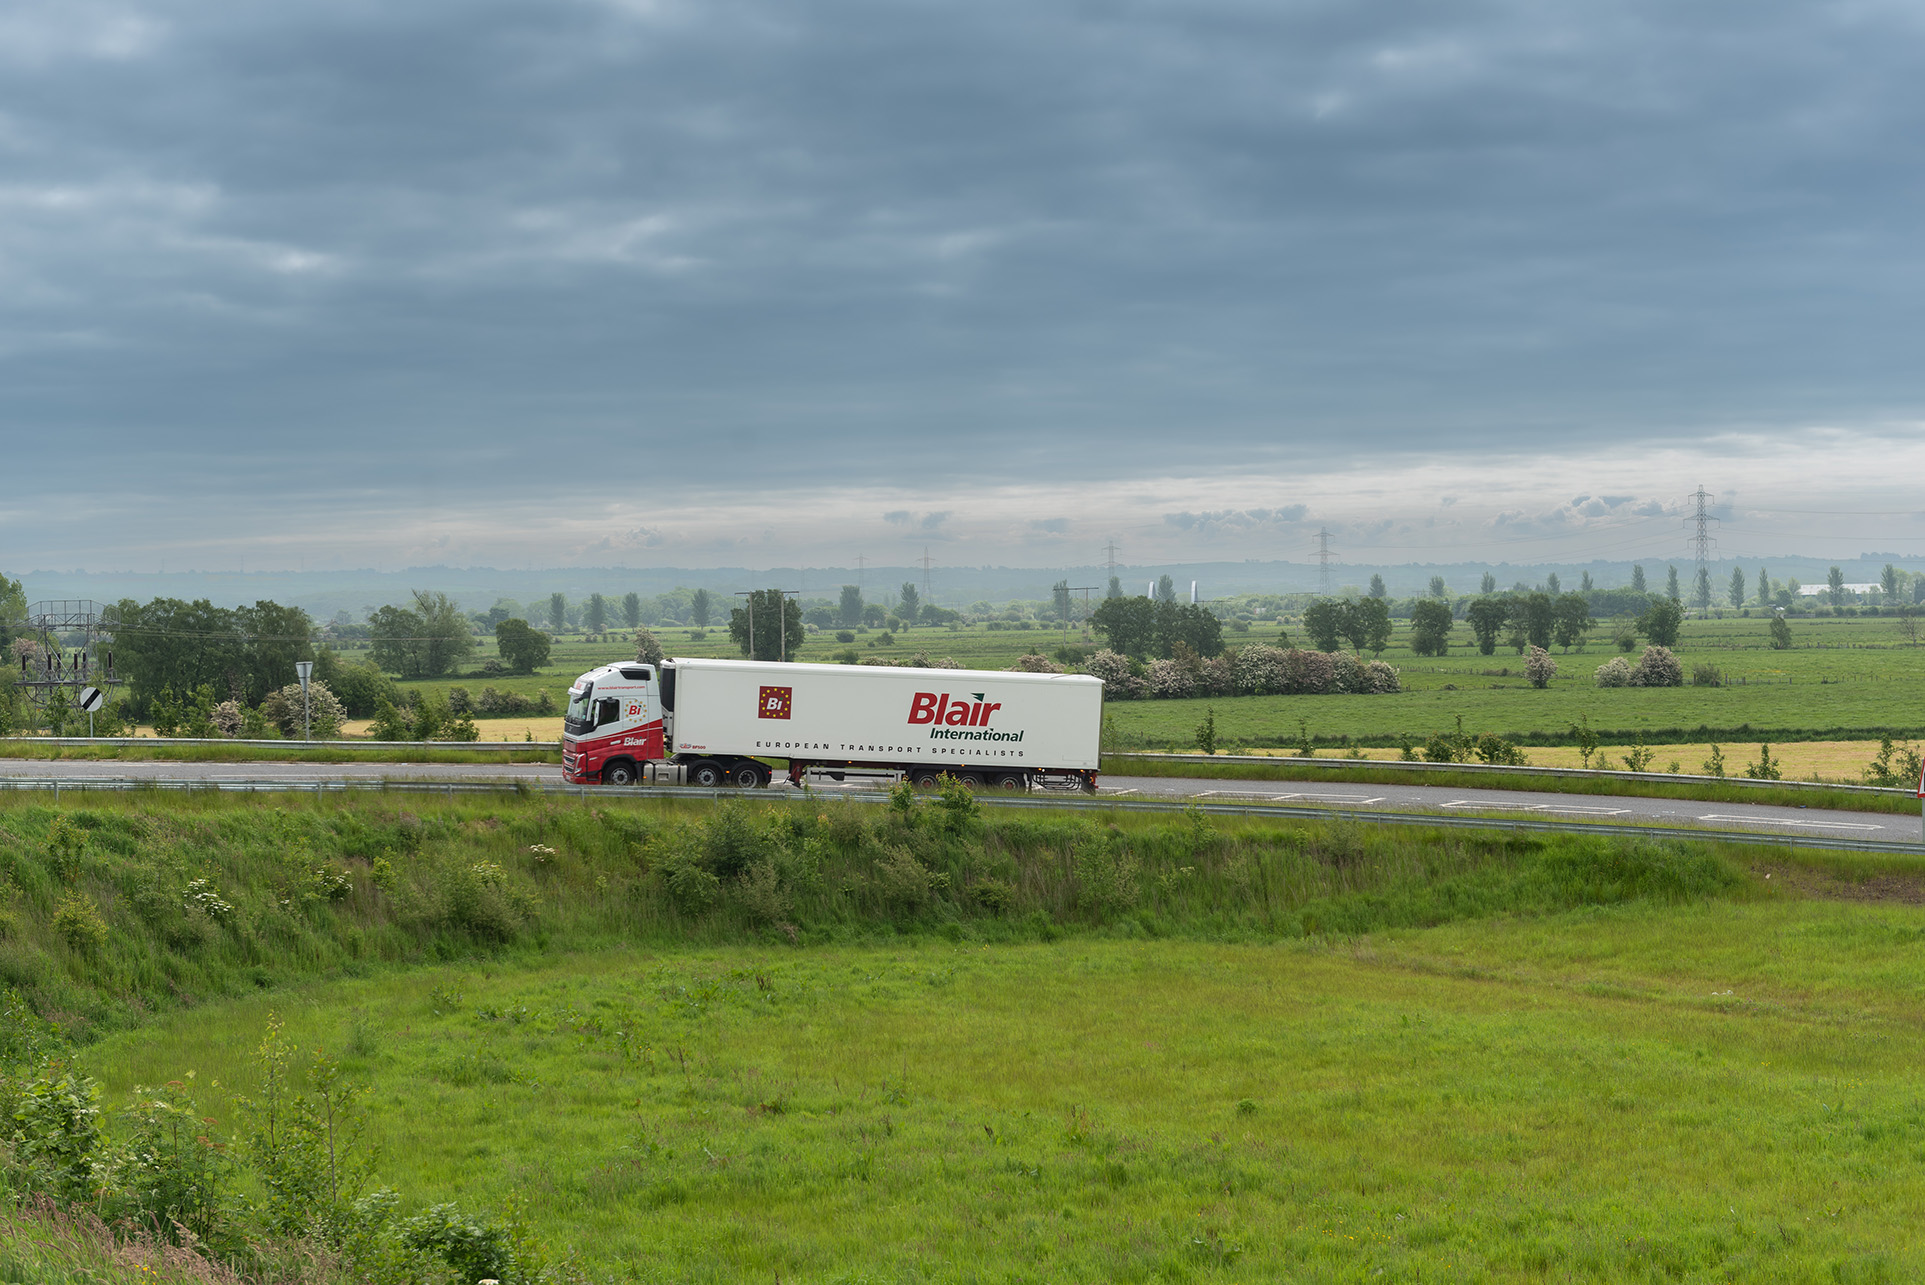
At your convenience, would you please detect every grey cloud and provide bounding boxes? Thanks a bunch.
[4,0,1925,566]
[1164,506,1310,535]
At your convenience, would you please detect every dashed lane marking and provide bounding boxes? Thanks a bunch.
[1697,815,1883,831]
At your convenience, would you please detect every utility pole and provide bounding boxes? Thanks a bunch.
[1684,486,1718,613]
[1315,528,1334,596]
[919,546,935,607]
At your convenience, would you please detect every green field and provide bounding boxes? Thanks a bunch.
[1,791,1923,1279]
[382,612,1925,752]
[86,905,1925,1281]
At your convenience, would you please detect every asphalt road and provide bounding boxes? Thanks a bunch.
[3,758,1918,846]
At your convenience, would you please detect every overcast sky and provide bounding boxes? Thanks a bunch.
[6,0,1925,573]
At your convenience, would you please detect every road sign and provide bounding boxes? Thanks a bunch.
[77,687,104,713]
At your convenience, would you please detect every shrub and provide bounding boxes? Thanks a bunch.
[327,661,401,717]
[1631,645,1684,688]
[1474,733,1528,766]
[1362,660,1400,693]
[633,628,666,666]
[210,699,244,737]
[1146,658,1194,698]
[1745,743,1781,780]
[1691,663,1722,687]
[1234,644,1288,695]
[1007,652,1064,674]
[1525,646,1557,688]
[835,630,856,644]
[51,894,108,955]
[445,686,473,715]
[1085,649,1146,700]
[1865,737,1924,788]
[1594,656,1632,688]
[259,681,346,739]
[1072,833,1139,916]
[1614,628,1638,652]
[1329,651,1364,694]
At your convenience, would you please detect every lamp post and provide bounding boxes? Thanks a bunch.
[295,660,313,742]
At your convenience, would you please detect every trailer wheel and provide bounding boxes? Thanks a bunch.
[730,763,762,789]
[957,773,983,790]
[602,759,638,787]
[991,772,1026,791]
[910,769,944,789]
[689,760,726,788]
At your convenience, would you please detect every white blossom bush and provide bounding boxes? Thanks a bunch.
[1235,644,1289,695]
[1594,657,1633,688]
[1363,660,1401,693]
[211,699,245,737]
[1329,651,1365,694]
[1146,658,1196,699]
[259,680,347,739]
[1526,646,1558,689]
[1085,649,1147,699]
[1631,645,1684,687]
[1006,653,1064,674]
[1285,648,1338,695]
[1199,654,1237,697]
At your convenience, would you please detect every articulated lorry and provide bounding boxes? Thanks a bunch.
[561,657,1103,791]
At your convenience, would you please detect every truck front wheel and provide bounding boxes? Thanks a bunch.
[689,760,726,787]
[602,759,639,787]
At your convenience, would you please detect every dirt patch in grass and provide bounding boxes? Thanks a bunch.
[1754,860,1925,905]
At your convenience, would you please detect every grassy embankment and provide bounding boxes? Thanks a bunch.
[2,791,1925,1276]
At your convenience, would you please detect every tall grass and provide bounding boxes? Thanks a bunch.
[0,789,1762,1040]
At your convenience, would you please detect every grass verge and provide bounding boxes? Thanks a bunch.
[1106,753,1922,815]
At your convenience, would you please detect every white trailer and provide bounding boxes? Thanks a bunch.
[562,657,1103,791]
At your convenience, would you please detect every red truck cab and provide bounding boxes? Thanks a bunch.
[561,662,665,785]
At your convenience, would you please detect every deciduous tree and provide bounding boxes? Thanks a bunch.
[1408,599,1454,656]
[494,618,550,674]
[1466,597,1509,655]
[1552,593,1592,651]
[729,590,804,660]
[1638,596,1684,647]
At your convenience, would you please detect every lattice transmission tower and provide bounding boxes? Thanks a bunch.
[1684,487,1719,609]
[1314,528,1334,596]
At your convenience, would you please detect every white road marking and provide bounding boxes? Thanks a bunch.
[1697,815,1883,831]
[1440,800,1628,816]
[1270,793,1387,805]
[1533,805,1631,816]
[1103,789,1139,796]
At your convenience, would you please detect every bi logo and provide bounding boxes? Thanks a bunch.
[757,685,793,720]
[625,701,644,719]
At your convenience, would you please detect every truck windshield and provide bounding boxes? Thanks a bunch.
[564,683,594,735]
